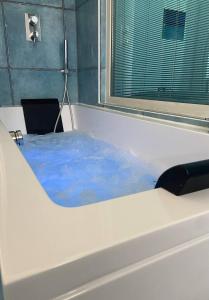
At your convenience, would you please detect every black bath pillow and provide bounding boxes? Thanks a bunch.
[21,99,63,134]
[155,159,209,195]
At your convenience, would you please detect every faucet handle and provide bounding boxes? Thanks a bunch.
[30,30,39,44]
[29,15,39,26]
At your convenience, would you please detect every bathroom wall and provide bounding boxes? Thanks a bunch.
[76,0,98,104]
[0,0,78,106]
[2,0,207,108]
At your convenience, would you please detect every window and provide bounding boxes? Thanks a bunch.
[106,0,209,119]
[162,9,186,41]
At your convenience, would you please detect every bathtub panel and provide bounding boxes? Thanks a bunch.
[67,234,209,300]
[4,211,209,300]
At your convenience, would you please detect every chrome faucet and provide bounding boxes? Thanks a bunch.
[25,13,41,44]
[9,130,24,145]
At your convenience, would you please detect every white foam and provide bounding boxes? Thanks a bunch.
[21,131,156,207]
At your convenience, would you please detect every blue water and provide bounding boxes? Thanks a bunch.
[20,131,156,207]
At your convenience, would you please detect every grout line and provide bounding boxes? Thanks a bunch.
[0,66,77,72]
[11,67,63,71]
[1,2,15,105]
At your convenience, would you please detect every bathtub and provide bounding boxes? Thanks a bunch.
[1,104,209,300]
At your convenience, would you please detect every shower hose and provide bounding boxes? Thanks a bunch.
[53,71,74,133]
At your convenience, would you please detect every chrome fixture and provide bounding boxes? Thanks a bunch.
[54,40,74,132]
[29,31,39,43]
[9,131,16,141]
[9,130,24,145]
[29,15,39,26]
[25,13,41,44]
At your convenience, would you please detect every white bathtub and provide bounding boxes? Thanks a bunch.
[1,104,209,300]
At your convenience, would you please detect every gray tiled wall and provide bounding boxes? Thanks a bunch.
[77,0,98,104]
[0,0,78,106]
[0,7,7,68]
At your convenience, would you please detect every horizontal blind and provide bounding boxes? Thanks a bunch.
[111,0,209,105]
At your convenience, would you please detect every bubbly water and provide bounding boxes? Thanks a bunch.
[20,131,156,207]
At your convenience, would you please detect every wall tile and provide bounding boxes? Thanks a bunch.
[75,0,87,9]
[64,0,75,10]
[68,70,78,102]
[4,2,64,69]
[76,0,99,104]
[6,0,62,8]
[64,9,77,69]
[77,0,98,69]
[0,69,13,105]
[78,68,98,104]
[11,69,64,105]
[11,69,78,105]
[100,0,106,69]
[0,0,80,107]
[0,6,7,67]
[100,0,106,102]
[101,68,106,102]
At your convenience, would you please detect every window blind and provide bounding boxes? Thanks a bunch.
[111,0,209,105]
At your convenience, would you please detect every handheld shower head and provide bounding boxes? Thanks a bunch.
[54,39,74,132]
[64,39,68,70]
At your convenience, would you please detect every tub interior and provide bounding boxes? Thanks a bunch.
[20,131,156,207]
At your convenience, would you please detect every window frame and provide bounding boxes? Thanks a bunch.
[105,0,209,120]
